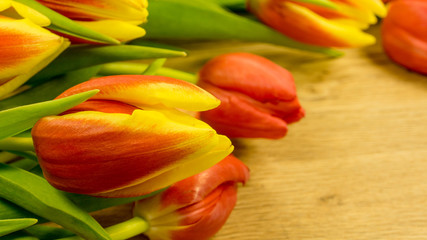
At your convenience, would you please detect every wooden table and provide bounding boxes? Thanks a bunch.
[97,25,427,240]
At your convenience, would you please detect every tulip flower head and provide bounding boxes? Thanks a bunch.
[198,52,305,139]
[0,15,69,99]
[247,0,387,47]
[381,0,427,75]
[133,154,250,240]
[31,75,234,198]
[36,0,148,42]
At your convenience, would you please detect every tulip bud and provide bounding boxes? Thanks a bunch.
[198,52,305,139]
[133,154,249,240]
[31,75,234,198]
[247,0,386,47]
[0,15,69,99]
[36,0,148,42]
[381,0,427,75]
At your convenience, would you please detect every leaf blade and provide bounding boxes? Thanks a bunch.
[0,164,111,240]
[28,45,187,86]
[0,218,38,237]
[0,90,98,140]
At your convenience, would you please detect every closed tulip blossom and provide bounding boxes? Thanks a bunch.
[133,154,250,240]
[31,75,234,198]
[0,15,69,99]
[381,0,427,75]
[198,52,305,139]
[247,0,386,48]
[36,0,148,42]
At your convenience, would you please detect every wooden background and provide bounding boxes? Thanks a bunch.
[96,25,427,240]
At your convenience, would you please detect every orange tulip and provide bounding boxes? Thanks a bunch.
[381,0,427,75]
[247,0,386,47]
[31,75,233,198]
[36,0,148,42]
[0,15,69,99]
[133,154,249,240]
[198,52,305,139]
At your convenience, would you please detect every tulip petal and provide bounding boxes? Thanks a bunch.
[139,183,239,240]
[33,109,226,196]
[11,1,51,26]
[134,155,248,221]
[200,87,290,139]
[381,0,427,74]
[76,19,146,42]
[0,16,69,98]
[344,0,387,18]
[199,52,297,102]
[96,135,233,197]
[171,183,238,240]
[276,1,376,47]
[0,1,11,11]
[36,0,148,23]
[56,75,220,112]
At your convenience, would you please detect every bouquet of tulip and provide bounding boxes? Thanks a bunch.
[1,0,424,239]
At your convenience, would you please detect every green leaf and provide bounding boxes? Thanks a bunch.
[0,90,98,140]
[25,225,74,240]
[0,66,101,111]
[204,0,246,11]
[142,58,167,75]
[7,151,38,162]
[0,231,38,240]
[14,0,119,44]
[9,158,38,171]
[0,179,163,225]
[27,45,187,86]
[144,0,342,56]
[99,62,198,83]
[0,219,37,237]
[0,164,110,240]
[0,138,34,152]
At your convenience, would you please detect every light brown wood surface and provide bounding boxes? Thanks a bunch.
[96,25,427,240]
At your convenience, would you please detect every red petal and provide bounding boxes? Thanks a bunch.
[199,52,297,103]
[199,83,291,139]
[381,0,427,74]
[171,183,238,240]
[159,155,249,209]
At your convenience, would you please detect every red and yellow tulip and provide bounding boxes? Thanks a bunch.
[381,0,427,75]
[133,154,249,240]
[198,52,305,139]
[36,0,148,42]
[31,75,233,198]
[247,0,386,48]
[0,15,69,99]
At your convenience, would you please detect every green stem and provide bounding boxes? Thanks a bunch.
[0,151,19,163]
[99,62,199,84]
[142,58,167,75]
[0,137,34,151]
[59,217,149,240]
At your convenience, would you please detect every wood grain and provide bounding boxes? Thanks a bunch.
[96,25,427,240]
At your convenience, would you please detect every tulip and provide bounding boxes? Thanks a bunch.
[197,52,305,139]
[36,0,148,42]
[0,15,69,99]
[381,0,427,75]
[247,0,386,48]
[31,75,234,198]
[133,154,250,240]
